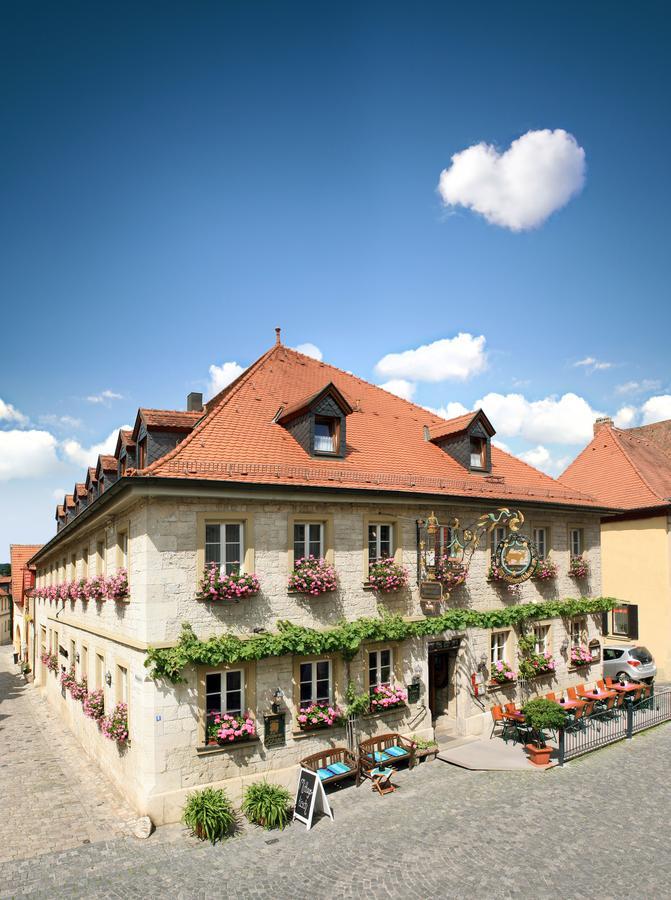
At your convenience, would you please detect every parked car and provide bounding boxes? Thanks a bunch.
[603,645,656,684]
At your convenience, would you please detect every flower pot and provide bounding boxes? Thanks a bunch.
[525,743,553,767]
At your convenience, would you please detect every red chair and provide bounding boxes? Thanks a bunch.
[504,702,518,714]
[605,676,615,688]
[576,683,586,694]
[597,679,605,690]
[567,686,578,700]
[545,692,557,701]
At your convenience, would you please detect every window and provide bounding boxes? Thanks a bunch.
[368,523,393,566]
[82,546,89,578]
[96,541,105,575]
[120,455,127,476]
[610,604,639,639]
[205,670,243,716]
[368,648,392,693]
[533,624,550,655]
[533,528,548,560]
[98,475,105,495]
[137,437,147,469]
[205,523,244,575]
[69,639,76,673]
[293,522,324,563]
[491,631,508,665]
[118,530,128,568]
[314,417,338,453]
[70,553,77,580]
[299,659,332,707]
[570,528,583,557]
[470,436,486,469]
[95,652,105,690]
[116,664,129,706]
[571,618,586,647]
[490,526,506,557]
[603,648,624,661]
[436,525,456,559]
[81,645,88,683]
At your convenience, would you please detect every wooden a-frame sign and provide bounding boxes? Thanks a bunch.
[293,767,334,830]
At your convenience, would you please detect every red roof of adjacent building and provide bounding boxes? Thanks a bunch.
[142,342,601,508]
[560,419,671,511]
[10,545,42,601]
[74,483,87,499]
[65,494,75,509]
[628,419,671,457]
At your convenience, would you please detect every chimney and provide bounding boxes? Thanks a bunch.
[187,392,203,412]
[593,416,613,436]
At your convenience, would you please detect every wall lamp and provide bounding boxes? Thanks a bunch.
[105,671,112,686]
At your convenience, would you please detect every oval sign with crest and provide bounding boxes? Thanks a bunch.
[493,533,538,584]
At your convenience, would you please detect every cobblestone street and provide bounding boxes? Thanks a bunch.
[2,645,671,899]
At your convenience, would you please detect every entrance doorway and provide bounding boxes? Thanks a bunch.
[428,639,461,722]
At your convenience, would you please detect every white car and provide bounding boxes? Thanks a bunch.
[602,645,656,684]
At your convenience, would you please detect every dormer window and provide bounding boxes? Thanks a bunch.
[138,437,147,469]
[470,437,486,469]
[314,417,339,454]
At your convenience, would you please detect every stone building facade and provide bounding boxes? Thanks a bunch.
[28,339,610,824]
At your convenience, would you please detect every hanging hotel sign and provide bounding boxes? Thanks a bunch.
[418,507,538,593]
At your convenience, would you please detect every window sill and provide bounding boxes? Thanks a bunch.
[287,588,337,596]
[196,736,260,755]
[291,724,347,740]
[363,704,407,719]
[487,680,517,691]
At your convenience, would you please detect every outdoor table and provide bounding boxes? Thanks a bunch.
[577,689,616,701]
[556,699,584,710]
[503,711,525,721]
[609,683,639,694]
[369,766,396,796]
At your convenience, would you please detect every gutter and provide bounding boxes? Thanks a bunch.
[30,474,621,566]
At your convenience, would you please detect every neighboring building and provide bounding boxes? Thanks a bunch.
[561,417,671,679]
[10,545,42,663]
[0,575,11,645]
[29,336,610,824]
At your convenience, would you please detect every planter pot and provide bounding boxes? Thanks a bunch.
[415,747,438,762]
[525,743,553,767]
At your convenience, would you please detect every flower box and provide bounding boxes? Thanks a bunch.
[101,702,129,743]
[435,558,469,590]
[367,558,409,594]
[568,555,589,578]
[196,563,260,602]
[207,712,257,744]
[288,557,337,595]
[296,702,344,730]
[369,683,408,712]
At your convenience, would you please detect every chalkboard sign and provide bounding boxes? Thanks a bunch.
[293,767,333,830]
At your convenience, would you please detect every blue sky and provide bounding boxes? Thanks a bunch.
[2,1,670,556]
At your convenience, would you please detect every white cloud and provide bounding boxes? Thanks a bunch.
[0,399,28,426]
[0,430,60,480]
[379,379,416,401]
[614,406,638,429]
[39,414,83,430]
[293,343,323,361]
[615,379,662,396]
[425,401,470,420]
[574,357,613,372]
[641,395,671,425]
[207,361,245,398]
[375,333,487,383]
[438,128,585,231]
[475,391,602,445]
[86,389,123,404]
[52,487,66,500]
[518,444,570,476]
[60,425,131,469]
[491,438,510,453]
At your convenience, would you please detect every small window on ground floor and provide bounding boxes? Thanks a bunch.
[368,648,392,694]
[368,523,393,567]
[571,617,586,646]
[490,631,509,665]
[299,659,332,708]
[205,523,244,575]
[609,604,639,640]
[533,527,548,559]
[533,624,550,655]
[293,522,324,563]
[205,670,244,716]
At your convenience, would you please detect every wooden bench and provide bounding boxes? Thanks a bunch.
[299,747,358,786]
[357,732,416,786]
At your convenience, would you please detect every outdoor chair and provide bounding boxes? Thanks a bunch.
[565,704,585,733]
[357,733,416,786]
[567,686,578,701]
[490,705,516,742]
[596,695,617,720]
[504,702,518,715]
[575,683,586,694]
[545,692,557,701]
[300,747,358,786]
[597,679,606,690]
[638,684,654,711]
[605,676,615,688]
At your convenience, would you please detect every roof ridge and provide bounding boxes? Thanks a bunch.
[610,426,669,501]
[145,344,282,475]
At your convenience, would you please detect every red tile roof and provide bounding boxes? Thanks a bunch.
[65,494,75,509]
[560,422,671,510]
[115,429,135,457]
[97,455,118,473]
[74,483,87,499]
[86,467,97,486]
[10,544,42,601]
[56,505,65,518]
[143,343,601,508]
[628,419,671,457]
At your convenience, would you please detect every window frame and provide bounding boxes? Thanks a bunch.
[362,514,403,579]
[490,630,510,666]
[533,623,551,655]
[469,436,486,470]
[137,437,147,469]
[287,513,334,572]
[532,526,550,561]
[313,416,340,455]
[367,522,394,567]
[205,522,245,575]
[117,524,129,571]
[367,647,394,695]
[571,617,586,647]
[490,526,507,558]
[292,653,342,729]
[569,526,584,558]
[293,521,325,564]
[196,513,255,586]
[197,661,256,746]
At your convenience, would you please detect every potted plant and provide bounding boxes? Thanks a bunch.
[409,734,438,761]
[369,683,407,712]
[208,711,256,744]
[521,698,566,767]
[533,556,558,581]
[570,644,592,667]
[296,701,344,730]
[196,562,260,602]
[288,556,337,595]
[100,702,129,743]
[435,557,469,590]
[83,688,105,721]
[568,555,589,578]
[367,557,409,593]
[517,633,556,679]
[242,780,292,830]
[489,660,515,684]
[106,568,130,602]
[182,787,235,844]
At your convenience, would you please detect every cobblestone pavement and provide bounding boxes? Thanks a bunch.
[2,642,671,899]
[0,647,136,864]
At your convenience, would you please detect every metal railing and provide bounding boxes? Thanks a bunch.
[558,689,671,765]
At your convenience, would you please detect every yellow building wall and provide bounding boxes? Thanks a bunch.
[601,515,671,680]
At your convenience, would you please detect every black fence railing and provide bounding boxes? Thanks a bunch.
[558,689,671,765]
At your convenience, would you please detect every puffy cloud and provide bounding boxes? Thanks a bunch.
[425,401,470,420]
[574,357,613,372]
[86,389,123,404]
[294,343,323,361]
[475,391,602,445]
[379,379,416,401]
[616,379,662,396]
[0,430,60,480]
[518,444,570,476]
[614,406,638,429]
[438,128,585,231]
[375,333,487,383]
[39,414,83,430]
[491,438,510,453]
[641,395,671,425]
[61,426,131,469]
[0,399,28,426]
[207,361,245,398]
